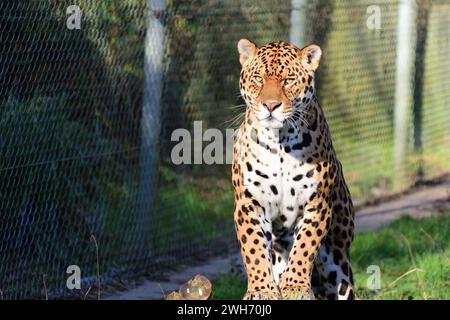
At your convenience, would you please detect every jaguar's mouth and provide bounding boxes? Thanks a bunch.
[259,116,284,129]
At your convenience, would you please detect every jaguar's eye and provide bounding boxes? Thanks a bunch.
[283,78,295,86]
[254,76,263,85]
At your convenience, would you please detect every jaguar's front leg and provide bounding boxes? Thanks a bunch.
[234,198,280,300]
[279,196,332,300]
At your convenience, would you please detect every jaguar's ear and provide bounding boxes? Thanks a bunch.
[237,38,257,66]
[300,44,322,71]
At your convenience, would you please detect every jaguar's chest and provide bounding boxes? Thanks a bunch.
[238,125,321,229]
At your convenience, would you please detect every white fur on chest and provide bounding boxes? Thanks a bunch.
[239,125,318,229]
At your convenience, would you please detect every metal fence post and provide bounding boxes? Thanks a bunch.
[393,0,417,188]
[413,1,432,153]
[139,0,166,251]
[290,0,308,47]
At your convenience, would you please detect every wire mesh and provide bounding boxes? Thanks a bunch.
[0,0,449,299]
[0,0,150,299]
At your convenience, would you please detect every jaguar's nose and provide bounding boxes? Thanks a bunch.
[263,100,282,112]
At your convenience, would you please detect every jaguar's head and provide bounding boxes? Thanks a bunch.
[237,39,321,129]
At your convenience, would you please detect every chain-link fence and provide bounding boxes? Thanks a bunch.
[0,0,449,299]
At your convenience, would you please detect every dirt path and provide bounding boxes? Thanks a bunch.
[106,181,450,300]
[356,181,450,231]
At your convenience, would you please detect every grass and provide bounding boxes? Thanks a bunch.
[152,166,234,255]
[210,274,248,300]
[211,213,450,300]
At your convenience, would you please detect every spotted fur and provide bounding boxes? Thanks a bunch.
[232,39,355,300]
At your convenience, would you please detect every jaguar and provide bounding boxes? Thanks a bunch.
[232,39,355,300]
